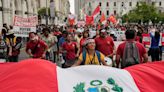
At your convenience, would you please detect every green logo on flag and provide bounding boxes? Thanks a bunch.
[73,78,123,92]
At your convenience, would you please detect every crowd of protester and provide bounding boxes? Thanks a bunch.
[0,23,164,68]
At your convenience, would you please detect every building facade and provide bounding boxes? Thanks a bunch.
[75,0,85,20]
[0,0,70,27]
[75,0,164,20]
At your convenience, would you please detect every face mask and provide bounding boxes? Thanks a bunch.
[30,37,35,41]
[30,36,38,41]
[35,36,39,40]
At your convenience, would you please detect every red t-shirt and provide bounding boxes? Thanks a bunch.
[95,36,114,56]
[116,41,147,63]
[26,40,48,58]
[53,31,61,36]
[135,36,140,42]
[62,42,77,60]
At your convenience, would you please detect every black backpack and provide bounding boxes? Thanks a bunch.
[121,42,140,68]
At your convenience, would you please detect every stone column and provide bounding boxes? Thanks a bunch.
[2,0,10,25]
[22,0,27,17]
[9,0,15,25]
[15,0,23,16]
[27,0,33,16]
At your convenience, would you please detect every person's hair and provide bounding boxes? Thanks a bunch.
[1,28,7,34]
[62,31,68,35]
[125,29,135,39]
[83,30,89,38]
[16,37,22,41]
[42,28,50,33]
[155,31,160,40]
[29,32,37,36]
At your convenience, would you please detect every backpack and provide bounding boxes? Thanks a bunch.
[121,42,140,68]
[81,50,101,65]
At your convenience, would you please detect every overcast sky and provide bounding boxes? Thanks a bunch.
[69,0,75,14]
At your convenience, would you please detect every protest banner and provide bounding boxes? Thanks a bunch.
[13,16,38,37]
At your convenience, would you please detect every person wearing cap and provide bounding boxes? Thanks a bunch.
[95,29,116,66]
[5,30,18,62]
[73,38,108,66]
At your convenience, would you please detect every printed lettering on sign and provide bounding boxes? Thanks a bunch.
[13,16,38,37]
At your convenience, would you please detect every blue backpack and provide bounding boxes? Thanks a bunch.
[81,50,101,65]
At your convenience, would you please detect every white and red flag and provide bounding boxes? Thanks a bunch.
[85,15,94,25]
[100,13,106,25]
[0,59,164,92]
[92,5,100,19]
[108,15,117,24]
[68,14,76,26]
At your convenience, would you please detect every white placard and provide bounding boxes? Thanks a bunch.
[13,16,38,37]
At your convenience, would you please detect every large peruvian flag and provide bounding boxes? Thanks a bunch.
[0,59,164,92]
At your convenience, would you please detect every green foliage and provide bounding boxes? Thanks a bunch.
[107,78,123,92]
[38,7,50,16]
[122,2,163,24]
[73,82,85,92]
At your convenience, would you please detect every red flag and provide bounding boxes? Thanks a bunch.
[68,14,75,25]
[92,5,100,18]
[1,59,164,92]
[108,15,117,24]
[100,13,106,24]
[85,15,94,25]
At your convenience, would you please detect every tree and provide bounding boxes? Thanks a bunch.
[38,7,57,17]
[38,7,50,16]
[122,2,163,24]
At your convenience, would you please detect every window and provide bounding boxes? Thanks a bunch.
[129,2,132,6]
[122,2,124,7]
[159,1,162,6]
[107,2,109,7]
[114,10,116,15]
[100,11,102,15]
[89,2,91,7]
[114,2,116,6]
[99,2,101,6]
[107,10,109,16]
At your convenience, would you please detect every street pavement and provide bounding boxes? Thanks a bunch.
[19,48,29,61]
[18,41,164,61]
